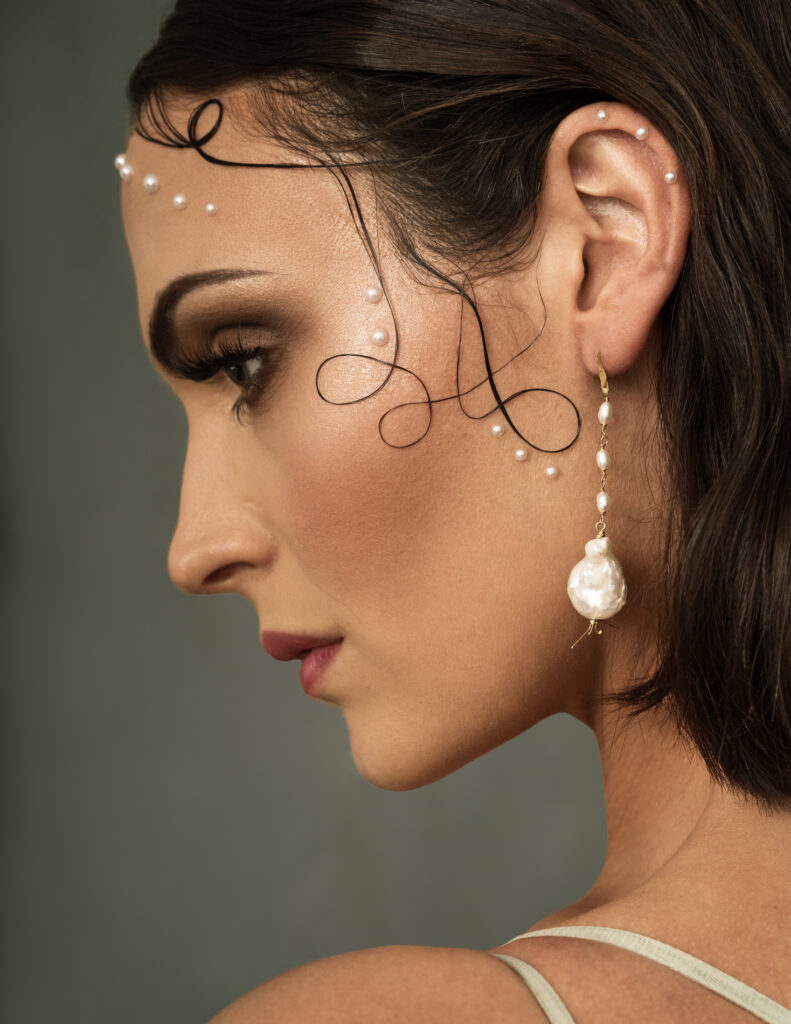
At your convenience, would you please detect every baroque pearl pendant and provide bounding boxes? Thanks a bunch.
[567,537,627,620]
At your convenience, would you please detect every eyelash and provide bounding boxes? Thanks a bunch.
[176,331,278,425]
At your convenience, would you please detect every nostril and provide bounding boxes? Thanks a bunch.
[203,563,245,588]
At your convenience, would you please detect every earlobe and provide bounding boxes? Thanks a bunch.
[543,103,691,378]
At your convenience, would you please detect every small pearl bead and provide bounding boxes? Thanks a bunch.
[664,171,677,184]
[545,466,559,478]
[365,286,382,303]
[598,401,612,425]
[596,449,611,470]
[114,153,127,170]
[119,164,134,182]
[173,193,187,210]
[515,449,527,461]
[142,174,159,194]
[596,491,610,513]
[206,203,217,215]
[635,126,648,140]
[596,109,608,121]
[491,424,504,437]
[371,328,389,346]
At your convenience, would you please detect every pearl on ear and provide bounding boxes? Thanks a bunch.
[114,153,127,170]
[119,164,134,183]
[596,109,608,121]
[142,174,160,194]
[635,126,648,140]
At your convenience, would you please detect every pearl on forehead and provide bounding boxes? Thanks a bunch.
[119,164,134,183]
[515,449,527,461]
[173,193,187,210]
[206,203,217,215]
[371,328,389,346]
[143,174,160,194]
[365,286,382,303]
[114,153,127,170]
[664,171,677,183]
[545,466,559,478]
[491,424,504,437]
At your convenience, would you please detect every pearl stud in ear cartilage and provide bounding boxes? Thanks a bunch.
[596,109,608,121]
[119,164,134,183]
[173,193,187,210]
[114,153,127,170]
[371,328,389,346]
[142,174,159,194]
[206,203,217,215]
[635,126,648,140]
[365,286,382,303]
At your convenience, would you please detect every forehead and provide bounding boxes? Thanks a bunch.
[120,91,367,345]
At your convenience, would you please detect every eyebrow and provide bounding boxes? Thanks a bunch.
[148,269,273,374]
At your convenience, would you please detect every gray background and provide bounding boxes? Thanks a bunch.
[0,3,607,1022]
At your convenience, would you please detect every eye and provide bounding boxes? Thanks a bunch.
[225,352,266,389]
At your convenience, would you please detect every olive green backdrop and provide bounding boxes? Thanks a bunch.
[0,3,607,1022]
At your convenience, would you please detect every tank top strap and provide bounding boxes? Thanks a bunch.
[490,952,577,1023]
[505,926,791,1024]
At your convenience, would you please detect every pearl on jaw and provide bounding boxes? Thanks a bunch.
[545,466,559,478]
[635,126,648,140]
[173,193,187,210]
[365,286,382,303]
[491,424,504,437]
[515,449,527,461]
[206,203,217,215]
[142,174,160,194]
[371,328,389,346]
[114,153,127,170]
[567,537,627,620]
[119,164,134,183]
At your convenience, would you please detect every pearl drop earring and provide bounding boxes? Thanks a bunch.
[568,352,627,648]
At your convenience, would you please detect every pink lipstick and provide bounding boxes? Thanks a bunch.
[260,631,343,695]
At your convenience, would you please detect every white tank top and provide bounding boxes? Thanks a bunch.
[490,925,791,1023]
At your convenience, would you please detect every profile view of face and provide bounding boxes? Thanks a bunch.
[121,88,659,791]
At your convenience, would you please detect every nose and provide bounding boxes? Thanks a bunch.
[166,427,276,596]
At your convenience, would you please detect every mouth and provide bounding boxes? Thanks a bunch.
[297,640,343,695]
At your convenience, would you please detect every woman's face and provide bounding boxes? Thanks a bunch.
[121,90,659,790]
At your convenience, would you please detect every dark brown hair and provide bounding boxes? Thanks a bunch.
[126,0,791,812]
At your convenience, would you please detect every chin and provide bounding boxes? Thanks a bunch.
[345,720,494,792]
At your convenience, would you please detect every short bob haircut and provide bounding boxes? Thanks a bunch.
[126,0,791,813]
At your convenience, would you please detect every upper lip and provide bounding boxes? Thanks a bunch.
[260,631,343,661]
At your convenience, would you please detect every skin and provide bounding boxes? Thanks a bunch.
[122,88,791,1021]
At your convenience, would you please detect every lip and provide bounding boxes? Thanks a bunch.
[298,641,342,694]
[260,631,343,661]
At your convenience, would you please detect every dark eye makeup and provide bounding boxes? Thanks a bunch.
[172,328,282,425]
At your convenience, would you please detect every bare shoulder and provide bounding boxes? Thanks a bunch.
[206,943,550,1023]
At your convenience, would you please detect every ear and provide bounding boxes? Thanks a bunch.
[536,102,691,378]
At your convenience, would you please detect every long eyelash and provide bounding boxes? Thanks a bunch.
[175,333,275,425]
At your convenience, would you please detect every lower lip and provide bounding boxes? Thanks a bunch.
[299,641,342,694]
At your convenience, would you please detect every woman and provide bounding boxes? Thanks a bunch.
[116,1,791,1020]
